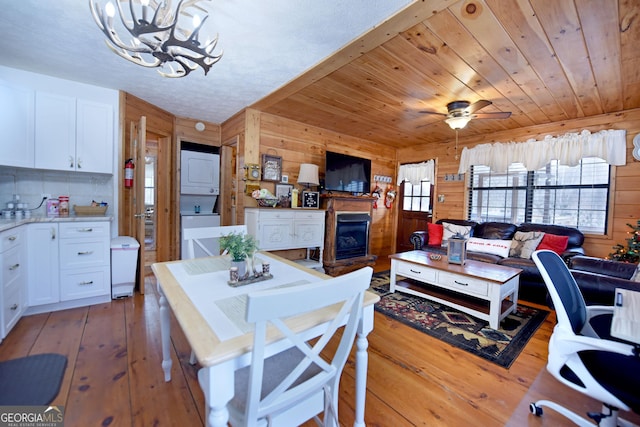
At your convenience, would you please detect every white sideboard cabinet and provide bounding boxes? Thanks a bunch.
[245,208,325,270]
[0,227,27,341]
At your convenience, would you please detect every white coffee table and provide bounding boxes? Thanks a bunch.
[389,250,522,329]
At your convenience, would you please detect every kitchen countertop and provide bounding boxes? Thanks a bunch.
[0,215,113,233]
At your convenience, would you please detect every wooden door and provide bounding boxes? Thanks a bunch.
[395,181,433,253]
[130,117,147,293]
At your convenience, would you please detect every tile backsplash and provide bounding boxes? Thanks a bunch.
[0,167,114,215]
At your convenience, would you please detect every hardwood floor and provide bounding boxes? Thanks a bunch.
[1,260,638,426]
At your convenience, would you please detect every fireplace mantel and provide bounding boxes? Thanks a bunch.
[321,195,377,276]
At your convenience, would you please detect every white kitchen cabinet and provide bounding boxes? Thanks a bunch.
[0,80,34,168]
[1,227,27,342]
[245,208,325,270]
[59,222,111,302]
[35,92,113,173]
[25,220,111,315]
[27,223,60,307]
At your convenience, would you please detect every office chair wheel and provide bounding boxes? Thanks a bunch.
[529,403,543,416]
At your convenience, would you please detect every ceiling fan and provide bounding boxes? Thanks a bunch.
[420,100,511,129]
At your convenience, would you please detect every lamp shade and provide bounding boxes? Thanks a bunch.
[445,116,471,130]
[297,164,319,186]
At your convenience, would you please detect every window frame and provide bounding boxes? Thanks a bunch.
[466,158,614,236]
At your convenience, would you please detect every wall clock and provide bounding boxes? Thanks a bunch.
[301,191,320,209]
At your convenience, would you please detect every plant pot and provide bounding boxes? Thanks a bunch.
[231,259,247,278]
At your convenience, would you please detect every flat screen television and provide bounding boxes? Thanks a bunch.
[324,151,371,194]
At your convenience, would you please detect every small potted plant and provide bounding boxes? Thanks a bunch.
[219,232,258,277]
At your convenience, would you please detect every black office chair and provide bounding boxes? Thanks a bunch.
[530,250,640,426]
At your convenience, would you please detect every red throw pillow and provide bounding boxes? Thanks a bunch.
[427,223,444,246]
[537,233,569,255]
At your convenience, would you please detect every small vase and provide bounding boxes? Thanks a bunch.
[231,259,246,279]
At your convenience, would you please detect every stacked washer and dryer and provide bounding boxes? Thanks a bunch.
[180,143,221,259]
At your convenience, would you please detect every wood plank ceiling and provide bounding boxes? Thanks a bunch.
[251,0,640,149]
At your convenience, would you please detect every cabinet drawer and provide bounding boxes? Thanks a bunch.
[1,228,24,252]
[438,271,488,296]
[3,283,23,334]
[59,222,109,239]
[2,245,24,289]
[294,211,324,221]
[60,240,109,269]
[397,261,437,283]
[60,267,110,301]
[258,210,295,220]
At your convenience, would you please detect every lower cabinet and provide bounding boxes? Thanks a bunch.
[1,227,27,341]
[26,221,111,315]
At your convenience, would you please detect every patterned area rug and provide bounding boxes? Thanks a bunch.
[370,271,549,368]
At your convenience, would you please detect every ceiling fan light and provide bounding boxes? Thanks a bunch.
[445,116,471,129]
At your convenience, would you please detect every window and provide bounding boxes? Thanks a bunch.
[468,157,611,234]
[402,181,432,212]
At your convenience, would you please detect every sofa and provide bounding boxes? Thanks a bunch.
[568,256,640,305]
[409,219,585,304]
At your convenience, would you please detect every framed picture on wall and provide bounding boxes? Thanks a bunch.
[275,184,293,199]
[262,154,282,182]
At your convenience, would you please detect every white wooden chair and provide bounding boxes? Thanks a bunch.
[182,225,247,259]
[219,266,373,427]
[183,224,247,365]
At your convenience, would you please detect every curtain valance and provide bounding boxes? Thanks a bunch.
[457,129,627,174]
[397,160,435,185]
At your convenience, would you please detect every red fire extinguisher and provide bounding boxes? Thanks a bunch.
[124,159,134,188]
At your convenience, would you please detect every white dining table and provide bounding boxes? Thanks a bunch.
[151,251,379,427]
[611,288,640,345]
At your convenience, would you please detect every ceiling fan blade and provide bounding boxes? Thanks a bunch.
[466,99,492,114]
[472,111,512,120]
[418,110,447,116]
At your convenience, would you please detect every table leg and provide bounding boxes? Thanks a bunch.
[389,260,397,292]
[198,362,234,427]
[354,305,374,427]
[157,284,173,382]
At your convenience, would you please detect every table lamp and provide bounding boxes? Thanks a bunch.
[297,163,319,190]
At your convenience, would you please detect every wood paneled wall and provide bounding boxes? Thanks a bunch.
[397,108,640,259]
[254,112,398,260]
[174,118,221,147]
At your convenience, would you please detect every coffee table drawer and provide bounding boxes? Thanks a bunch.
[397,262,437,283]
[439,271,488,296]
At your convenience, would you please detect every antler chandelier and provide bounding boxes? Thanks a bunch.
[89,0,222,78]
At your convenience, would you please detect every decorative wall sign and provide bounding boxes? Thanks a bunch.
[261,154,282,182]
[276,184,293,199]
[301,191,320,209]
[633,133,640,161]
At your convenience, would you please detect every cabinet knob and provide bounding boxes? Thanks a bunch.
[77,251,94,255]
[79,281,94,286]
[78,228,93,232]
[8,236,17,242]
[10,304,18,311]
[9,263,20,271]
[69,155,74,168]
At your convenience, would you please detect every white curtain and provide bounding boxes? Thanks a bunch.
[397,160,435,185]
[457,129,627,174]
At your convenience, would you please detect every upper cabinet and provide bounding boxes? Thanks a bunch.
[0,66,118,174]
[0,81,35,168]
[35,93,114,173]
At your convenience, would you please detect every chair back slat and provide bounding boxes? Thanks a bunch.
[182,225,247,259]
[242,266,372,426]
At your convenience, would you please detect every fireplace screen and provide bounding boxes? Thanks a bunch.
[336,213,371,260]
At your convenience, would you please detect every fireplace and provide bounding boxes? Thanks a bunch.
[336,213,370,260]
[322,195,377,276]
